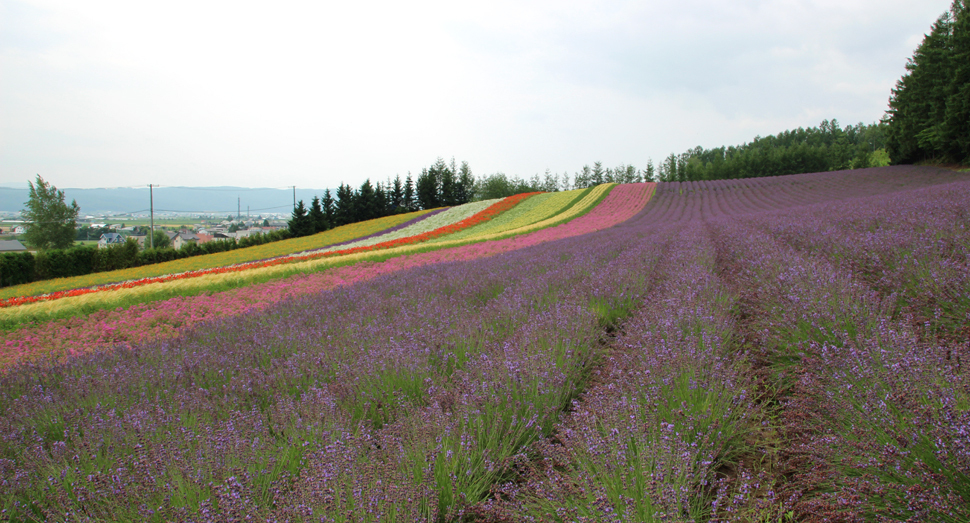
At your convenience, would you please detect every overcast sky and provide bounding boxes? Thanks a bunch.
[0,0,953,190]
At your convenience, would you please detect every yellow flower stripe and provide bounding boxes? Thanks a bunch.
[452,183,612,243]
[0,211,430,301]
[426,189,588,244]
[0,186,613,323]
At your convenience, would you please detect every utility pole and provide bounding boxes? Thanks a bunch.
[237,197,241,220]
[149,183,155,249]
[292,186,296,208]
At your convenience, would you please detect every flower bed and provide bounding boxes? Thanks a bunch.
[0,210,431,302]
[0,185,653,369]
[426,189,588,244]
[0,194,535,319]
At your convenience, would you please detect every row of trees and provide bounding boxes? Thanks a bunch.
[0,229,293,288]
[286,157,671,237]
[651,120,891,183]
[886,0,969,165]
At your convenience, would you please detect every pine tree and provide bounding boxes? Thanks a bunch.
[574,165,592,188]
[887,7,958,163]
[391,175,404,211]
[322,189,335,227]
[309,196,327,233]
[943,0,970,163]
[416,167,440,210]
[456,161,475,203]
[404,173,415,211]
[334,184,356,226]
[356,179,378,221]
[592,161,604,185]
[435,158,456,206]
[288,200,314,237]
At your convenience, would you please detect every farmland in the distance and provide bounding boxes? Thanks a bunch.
[1,165,969,521]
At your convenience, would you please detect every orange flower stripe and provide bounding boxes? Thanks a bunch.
[0,193,539,310]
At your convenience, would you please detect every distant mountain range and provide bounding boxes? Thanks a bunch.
[0,186,329,216]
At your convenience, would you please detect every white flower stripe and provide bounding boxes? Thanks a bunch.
[289,199,501,257]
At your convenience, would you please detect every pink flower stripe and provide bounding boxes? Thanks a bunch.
[0,195,532,310]
[0,183,654,370]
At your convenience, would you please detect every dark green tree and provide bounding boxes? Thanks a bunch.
[375,181,389,217]
[403,173,416,211]
[943,0,970,163]
[356,179,379,221]
[456,161,475,203]
[309,196,328,233]
[322,189,336,226]
[22,175,80,250]
[334,184,356,226]
[288,200,314,237]
[886,1,969,165]
[391,175,404,210]
[416,167,440,210]
[433,158,456,206]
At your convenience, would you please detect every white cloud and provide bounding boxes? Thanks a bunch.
[0,0,955,189]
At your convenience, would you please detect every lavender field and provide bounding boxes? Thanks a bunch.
[1,166,968,521]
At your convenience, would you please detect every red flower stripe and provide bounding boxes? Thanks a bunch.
[0,193,539,309]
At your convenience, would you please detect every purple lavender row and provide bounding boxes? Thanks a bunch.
[481,222,760,520]
[706,181,970,520]
[0,204,674,520]
[1,166,968,520]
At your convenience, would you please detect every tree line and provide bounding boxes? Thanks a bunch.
[286,157,657,237]
[650,120,891,183]
[886,0,969,165]
[0,229,292,288]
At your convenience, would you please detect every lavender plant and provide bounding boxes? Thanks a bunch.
[1,166,968,522]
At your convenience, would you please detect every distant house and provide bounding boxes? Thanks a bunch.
[130,234,148,249]
[98,233,126,249]
[0,240,27,252]
[173,232,199,250]
[195,232,231,245]
[13,225,26,235]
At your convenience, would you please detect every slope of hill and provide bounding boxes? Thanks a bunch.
[0,166,968,521]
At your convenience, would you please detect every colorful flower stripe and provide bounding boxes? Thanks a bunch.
[0,194,532,313]
[289,198,503,257]
[320,208,447,249]
[0,184,653,370]
[426,189,588,244]
[0,210,432,302]
[295,192,537,258]
[0,189,593,325]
